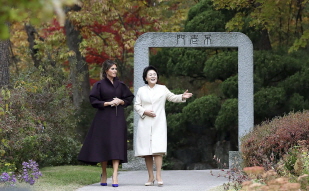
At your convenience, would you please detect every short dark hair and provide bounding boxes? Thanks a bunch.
[100,60,117,79]
[142,65,159,84]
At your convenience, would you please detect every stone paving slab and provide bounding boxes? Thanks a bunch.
[76,170,229,191]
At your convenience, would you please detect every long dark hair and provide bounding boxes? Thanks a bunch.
[100,60,117,79]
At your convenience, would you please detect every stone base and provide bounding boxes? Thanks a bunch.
[122,150,146,170]
[229,151,243,170]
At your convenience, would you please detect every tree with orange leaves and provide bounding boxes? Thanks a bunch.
[24,0,197,107]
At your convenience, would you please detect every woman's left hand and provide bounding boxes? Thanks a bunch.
[113,97,124,106]
[182,90,193,99]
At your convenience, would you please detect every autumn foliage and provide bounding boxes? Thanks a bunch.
[241,111,309,169]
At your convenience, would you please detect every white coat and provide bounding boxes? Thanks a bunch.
[134,84,185,157]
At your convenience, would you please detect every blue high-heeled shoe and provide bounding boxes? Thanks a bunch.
[112,174,119,187]
[100,174,107,186]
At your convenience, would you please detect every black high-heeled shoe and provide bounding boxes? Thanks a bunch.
[100,174,107,186]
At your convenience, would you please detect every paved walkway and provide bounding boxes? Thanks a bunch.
[76,170,229,191]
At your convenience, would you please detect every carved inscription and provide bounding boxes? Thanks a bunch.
[204,35,211,45]
[190,35,198,44]
[176,34,212,45]
[176,35,185,45]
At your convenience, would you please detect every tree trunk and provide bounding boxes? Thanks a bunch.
[25,24,41,68]
[65,5,90,108]
[255,29,272,50]
[0,40,10,88]
[25,24,56,69]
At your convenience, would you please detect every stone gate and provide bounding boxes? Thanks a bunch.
[131,32,253,169]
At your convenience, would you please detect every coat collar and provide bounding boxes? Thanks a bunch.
[104,77,120,88]
[146,84,157,90]
[145,84,163,103]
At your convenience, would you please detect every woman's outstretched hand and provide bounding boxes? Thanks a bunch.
[182,90,193,99]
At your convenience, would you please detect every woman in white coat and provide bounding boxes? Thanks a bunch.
[134,65,193,186]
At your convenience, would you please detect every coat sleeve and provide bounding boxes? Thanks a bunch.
[164,85,186,103]
[134,88,146,119]
[120,83,134,107]
[89,82,105,110]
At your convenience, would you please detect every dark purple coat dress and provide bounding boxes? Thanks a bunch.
[78,77,134,165]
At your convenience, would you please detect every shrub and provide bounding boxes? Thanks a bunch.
[203,51,238,82]
[213,111,309,191]
[215,98,238,131]
[254,86,286,123]
[125,106,134,150]
[39,136,81,167]
[275,140,309,189]
[182,95,221,127]
[241,110,309,170]
[221,75,238,99]
[0,71,81,170]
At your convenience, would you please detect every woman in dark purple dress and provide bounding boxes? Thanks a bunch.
[78,60,134,187]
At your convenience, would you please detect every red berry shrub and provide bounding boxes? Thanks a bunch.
[241,110,309,169]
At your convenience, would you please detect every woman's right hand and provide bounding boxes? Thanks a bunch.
[110,100,118,107]
[110,97,123,107]
[144,110,156,117]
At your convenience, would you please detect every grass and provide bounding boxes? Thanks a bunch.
[11,165,113,191]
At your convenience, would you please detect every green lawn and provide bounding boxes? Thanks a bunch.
[14,165,113,191]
